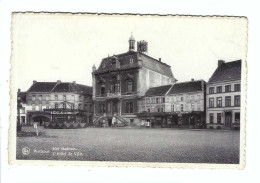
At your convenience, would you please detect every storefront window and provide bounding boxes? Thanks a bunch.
[217,113,221,124]
[235,112,240,123]
[210,113,214,123]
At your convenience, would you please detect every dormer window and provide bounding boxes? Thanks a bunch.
[130,58,134,64]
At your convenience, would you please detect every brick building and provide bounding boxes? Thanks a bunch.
[92,34,177,126]
[138,79,206,128]
[206,60,241,130]
[21,80,93,128]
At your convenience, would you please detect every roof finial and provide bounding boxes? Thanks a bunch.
[128,32,135,51]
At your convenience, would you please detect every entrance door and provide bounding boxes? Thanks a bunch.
[225,112,232,127]
[112,101,118,114]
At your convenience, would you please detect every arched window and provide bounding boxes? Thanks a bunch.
[126,80,133,92]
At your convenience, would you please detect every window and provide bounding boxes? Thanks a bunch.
[63,95,66,101]
[225,96,231,107]
[217,97,222,107]
[126,80,133,92]
[46,95,50,101]
[209,98,214,108]
[55,95,58,100]
[181,104,184,112]
[32,104,35,111]
[161,108,164,112]
[171,105,174,112]
[217,86,222,93]
[162,98,165,103]
[152,98,155,103]
[39,95,42,101]
[46,102,49,109]
[39,104,42,111]
[157,108,160,112]
[235,112,240,123]
[99,104,106,114]
[130,58,134,64]
[71,95,75,101]
[156,98,160,103]
[32,95,36,101]
[55,103,58,109]
[78,103,82,109]
[210,113,214,123]
[225,85,231,92]
[126,102,133,113]
[217,113,222,124]
[190,95,194,100]
[209,87,214,94]
[197,104,201,111]
[191,104,195,111]
[115,83,120,93]
[234,95,240,106]
[197,94,201,100]
[235,84,241,91]
[148,108,150,113]
[181,96,184,101]
[101,83,105,95]
[146,98,150,104]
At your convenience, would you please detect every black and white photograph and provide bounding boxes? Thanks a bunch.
[9,13,247,169]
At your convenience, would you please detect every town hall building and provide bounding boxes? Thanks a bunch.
[92,34,177,126]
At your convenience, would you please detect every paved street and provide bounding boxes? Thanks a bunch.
[17,127,240,164]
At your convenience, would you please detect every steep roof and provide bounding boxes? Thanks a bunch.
[27,81,92,95]
[95,51,174,78]
[208,60,241,83]
[144,84,172,97]
[139,53,173,78]
[168,80,204,95]
[27,82,57,92]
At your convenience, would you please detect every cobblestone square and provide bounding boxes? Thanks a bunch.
[17,127,240,164]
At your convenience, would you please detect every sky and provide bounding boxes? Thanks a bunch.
[11,13,247,91]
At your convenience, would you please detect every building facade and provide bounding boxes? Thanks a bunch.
[138,79,206,128]
[21,80,93,128]
[92,34,177,127]
[206,60,241,130]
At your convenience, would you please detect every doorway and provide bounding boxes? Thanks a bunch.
[225,112,232,127]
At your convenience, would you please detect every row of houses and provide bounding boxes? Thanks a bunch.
[17,34,241,130]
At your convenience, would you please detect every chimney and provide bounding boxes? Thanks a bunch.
[191,78,194,82]
[18,88,21,93]
[159,58,161,62]
[57,80,61,84]
[33,80,37,84]
[218,60,225,67]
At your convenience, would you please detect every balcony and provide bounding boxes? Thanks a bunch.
[107,92,121,98]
